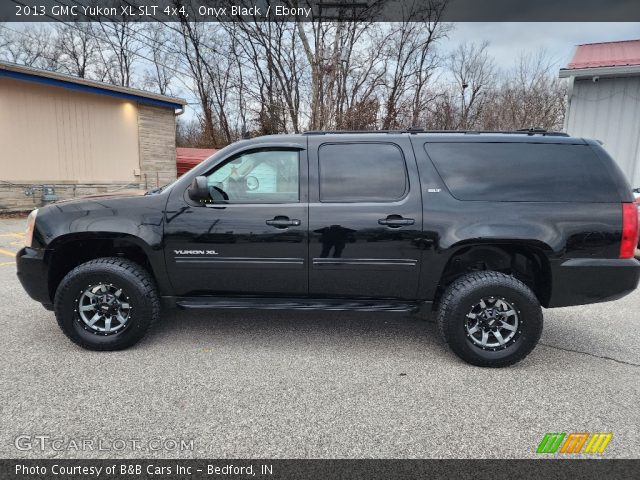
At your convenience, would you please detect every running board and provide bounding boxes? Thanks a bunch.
[175,297,419,312]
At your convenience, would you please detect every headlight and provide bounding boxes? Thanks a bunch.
[25,209,38,248]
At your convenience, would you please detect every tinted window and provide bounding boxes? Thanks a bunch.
[319,143,407,202]
[206,150,299,203]
[426,143,618,202]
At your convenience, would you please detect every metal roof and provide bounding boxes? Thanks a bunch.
[176,147,218,177]
[176,147,218,160]
[560,39,640,78]
[0,61,186,110]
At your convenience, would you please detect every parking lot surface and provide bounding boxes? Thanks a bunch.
[0,217,638,459]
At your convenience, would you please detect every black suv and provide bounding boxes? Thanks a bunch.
[16,130,640,367]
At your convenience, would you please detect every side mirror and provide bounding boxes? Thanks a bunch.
[187,176,209,202]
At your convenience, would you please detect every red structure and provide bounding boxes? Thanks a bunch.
[176,147,217,177]
[568,39,640,69]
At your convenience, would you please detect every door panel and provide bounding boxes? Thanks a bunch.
[164,147,308,297]
[308,137,423,299]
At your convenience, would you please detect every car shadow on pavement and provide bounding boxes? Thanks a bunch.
[142,308,445,356]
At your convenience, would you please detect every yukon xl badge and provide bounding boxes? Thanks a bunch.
[174,250,219,255]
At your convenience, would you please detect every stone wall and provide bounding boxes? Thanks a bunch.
[0,182,143,212]
[137,104,178,189]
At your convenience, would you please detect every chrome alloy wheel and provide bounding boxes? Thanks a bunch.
[465,297,520,351]
[75,283,132,335]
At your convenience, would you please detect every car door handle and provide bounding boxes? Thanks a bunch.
[266,216,301,228]
[378,215,415,228]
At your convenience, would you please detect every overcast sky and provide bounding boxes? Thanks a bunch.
[445,22,640,72]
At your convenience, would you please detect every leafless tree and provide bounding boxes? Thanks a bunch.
[140,23,178,95]
[296,2,385,130]
[178,17,237,146]
[482,49,567,130]
[95,18,143,87]
[0,25,55,69]
[229,17,303,134]
[177,20,216,146]
[447,40,496,129]
[177,118,210,147]
[53,23,98,78]
[379,0,449,129]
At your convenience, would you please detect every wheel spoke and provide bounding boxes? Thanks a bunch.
[120,303,130,310]
[79,304,95,312]
[87,312,101,327]
[479,299,487,309]
[480,331,489,346]
[116,312,127,325]
[104,316,112,331]
[500,321,517,332]
[493,330,506,345]
[503,309,516,317]
[468,324,479,335]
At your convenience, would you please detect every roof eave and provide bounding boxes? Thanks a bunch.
[0,61,186,109]
[559,65,640,79]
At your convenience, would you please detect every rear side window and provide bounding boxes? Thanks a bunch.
[425,142,619,202]
[319,143,407,202]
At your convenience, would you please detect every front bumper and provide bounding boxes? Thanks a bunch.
[548,258,640,307]
[16,247,51,307]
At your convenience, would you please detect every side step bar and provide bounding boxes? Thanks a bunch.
[175,297,419,313]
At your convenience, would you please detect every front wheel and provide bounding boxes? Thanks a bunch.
[54,258,160,351]
[437,271,543,367]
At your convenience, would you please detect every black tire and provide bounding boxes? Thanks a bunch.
[54,257,160,351]
[437,271,543,367]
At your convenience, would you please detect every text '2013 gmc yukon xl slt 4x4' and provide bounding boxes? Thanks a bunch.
[16,130,640,367]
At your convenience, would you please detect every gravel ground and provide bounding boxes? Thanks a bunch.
[0,217,638,459]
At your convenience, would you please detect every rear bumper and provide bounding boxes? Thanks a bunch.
[548,258,640,307]
[16,247,51,307]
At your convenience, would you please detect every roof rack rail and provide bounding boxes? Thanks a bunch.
[302,128,570,137]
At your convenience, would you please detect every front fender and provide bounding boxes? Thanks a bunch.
[32,194,170,295]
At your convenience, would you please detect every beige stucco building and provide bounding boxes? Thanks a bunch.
[0,61,186,211]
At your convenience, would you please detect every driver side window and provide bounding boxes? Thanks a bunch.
[205,149,299,204]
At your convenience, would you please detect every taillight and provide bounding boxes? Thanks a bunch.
[620,203,639,258]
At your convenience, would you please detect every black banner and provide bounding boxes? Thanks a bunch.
[3,0,640,22]
[2,459,639,480]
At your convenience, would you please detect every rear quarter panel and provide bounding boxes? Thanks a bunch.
[411,136,624,303]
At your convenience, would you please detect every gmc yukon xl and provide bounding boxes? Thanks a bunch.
[16,129,640,367]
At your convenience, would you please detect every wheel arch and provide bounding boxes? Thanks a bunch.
[46,233,167,303]
[435,241,553,307]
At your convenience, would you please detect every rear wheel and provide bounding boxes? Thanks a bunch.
[54,258,159,351]
[437,271,543,367]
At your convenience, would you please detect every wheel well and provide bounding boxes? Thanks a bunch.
[48,238,153,302]
[436,245,551,307]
